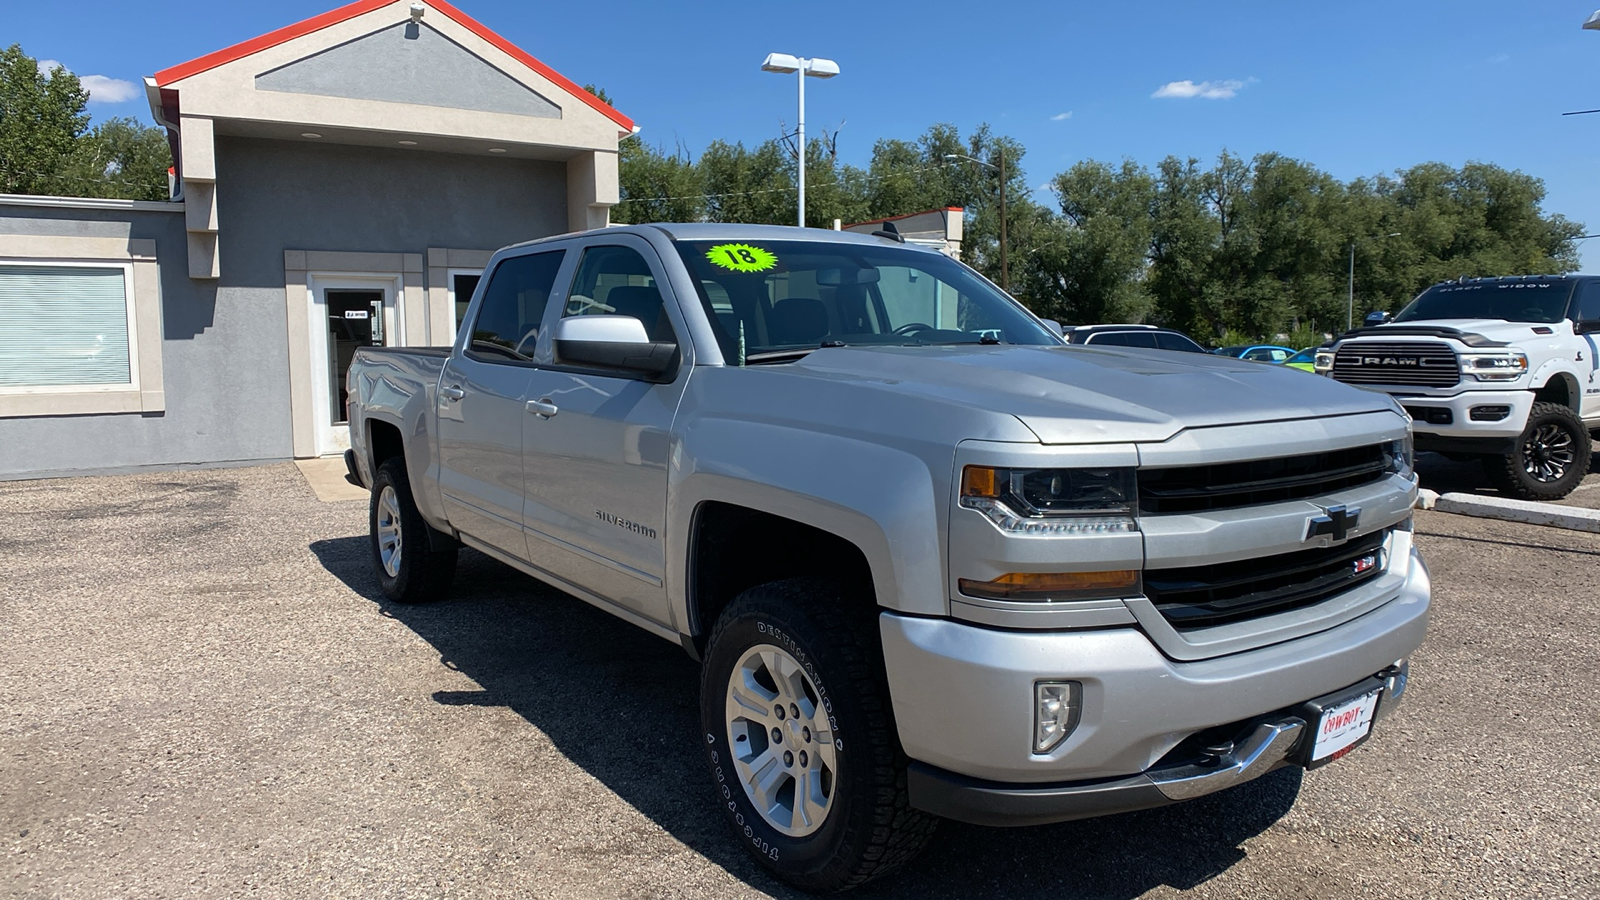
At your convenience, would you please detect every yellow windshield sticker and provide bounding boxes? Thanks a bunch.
[706,243,778,273]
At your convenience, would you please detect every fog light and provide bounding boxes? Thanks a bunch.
[1034,681,1082,753]
[1470,405,1511,422]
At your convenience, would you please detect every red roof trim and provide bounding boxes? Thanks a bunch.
[153,0,390,86]
[151,0,634,132]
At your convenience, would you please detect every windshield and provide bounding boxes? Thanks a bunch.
[672,239,1057,362]
[1393,280,1575,325]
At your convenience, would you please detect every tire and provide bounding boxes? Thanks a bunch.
[699,579,937,892]
[369,457,457,603]
[1485,402,1593,501]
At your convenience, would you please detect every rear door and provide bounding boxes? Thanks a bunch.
[1572,280,1600,420]
[436,249,568,556]
[519,236,691,626]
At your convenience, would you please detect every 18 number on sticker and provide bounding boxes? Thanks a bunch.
[707,243,778,273]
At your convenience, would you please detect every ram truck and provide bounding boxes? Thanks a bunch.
[346,223,1430,892]
[1318,274,1600,499]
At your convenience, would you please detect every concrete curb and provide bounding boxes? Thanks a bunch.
[1429,491,1600,533]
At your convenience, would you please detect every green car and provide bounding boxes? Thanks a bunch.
[1281,347,1319,372]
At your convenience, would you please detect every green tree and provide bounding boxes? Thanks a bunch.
[62,117,172,201]
[0,44,90,195]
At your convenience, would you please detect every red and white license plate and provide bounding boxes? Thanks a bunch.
[1311,689,1381,763]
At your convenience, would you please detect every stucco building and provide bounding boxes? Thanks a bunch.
[0,0,631,477]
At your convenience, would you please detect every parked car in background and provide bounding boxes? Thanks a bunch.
[1215,345,1297,363]
[1282,347,1320,372]
[1063,324,1209,353]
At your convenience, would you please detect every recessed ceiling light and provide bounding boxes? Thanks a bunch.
[488,147,507,153]
[300,132,322,139]
[398,140,418,146]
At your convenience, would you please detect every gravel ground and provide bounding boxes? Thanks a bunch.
[3,463,1598,899]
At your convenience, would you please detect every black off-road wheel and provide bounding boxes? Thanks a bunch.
[1485,402,1593,501]
[699,579,937,892]
[369,457,457,603]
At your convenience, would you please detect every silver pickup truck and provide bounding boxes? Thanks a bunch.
[345,223,1430,892]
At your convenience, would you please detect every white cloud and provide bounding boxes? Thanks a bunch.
[80,75,139,103]
[35,58,139,103]
[1152,78,1251,100]
[1050,111,1073,121]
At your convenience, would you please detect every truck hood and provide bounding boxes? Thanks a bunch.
[786,344,1396,444]
[1362,319,1569,345]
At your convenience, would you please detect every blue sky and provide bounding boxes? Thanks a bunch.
[15,0,1600,266]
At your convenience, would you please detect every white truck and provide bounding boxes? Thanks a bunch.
[1318,275,1600,499]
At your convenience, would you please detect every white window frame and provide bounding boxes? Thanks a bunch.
[0,236,164,418]
[445,267,485,345]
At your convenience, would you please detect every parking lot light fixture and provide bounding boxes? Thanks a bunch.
[1584,9,1600,29]
[761,53,840,228]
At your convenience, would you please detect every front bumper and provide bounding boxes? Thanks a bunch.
[1390,388,1534,445]
[909,665,1407,826]
[880,547,1429,791]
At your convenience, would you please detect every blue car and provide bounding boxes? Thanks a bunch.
[1213,344,1297,363]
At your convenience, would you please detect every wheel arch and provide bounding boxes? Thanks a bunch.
[684,501,877,658]
[1534,370,1582,414]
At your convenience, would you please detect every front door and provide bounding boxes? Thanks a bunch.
[310,279,398,456]
[521,240,688,626]
[435,248,567,558]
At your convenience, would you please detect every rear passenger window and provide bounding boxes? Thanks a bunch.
[466,251,565,362]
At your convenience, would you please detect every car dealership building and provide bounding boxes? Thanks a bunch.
[0,0,631,478]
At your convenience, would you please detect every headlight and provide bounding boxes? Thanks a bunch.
[1385,434,1415,480]
[1459,351,1527,381]
[960,466,1137,535]
[1313,351,1335,373]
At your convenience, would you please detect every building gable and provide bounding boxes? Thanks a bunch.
[254,21,561,120]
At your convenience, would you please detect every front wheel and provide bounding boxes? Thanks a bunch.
[1485,401,1593,500]
[699,580,936,892]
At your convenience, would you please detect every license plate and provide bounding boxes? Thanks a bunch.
[1310,689,1381,764]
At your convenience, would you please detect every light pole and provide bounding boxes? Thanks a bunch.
[1348,232,1401,330]
[761,53,840,228]
[945,152,1009,293]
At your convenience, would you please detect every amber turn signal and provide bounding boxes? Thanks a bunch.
[959,570,1139,602]
[961,465,999,498]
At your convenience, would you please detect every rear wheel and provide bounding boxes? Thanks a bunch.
[699,579,936,892]
[1486,402,1592,500]
[369,457,457,603]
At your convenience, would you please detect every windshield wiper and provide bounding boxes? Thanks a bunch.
[743,341,850,365]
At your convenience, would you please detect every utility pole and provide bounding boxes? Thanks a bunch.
[998,149,1008,293]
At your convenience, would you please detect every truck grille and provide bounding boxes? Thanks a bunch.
[1331,341,1458,387]
[1139,444,1390,514]
[1145,530,1388,630]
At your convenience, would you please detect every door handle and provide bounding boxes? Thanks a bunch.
[440,384,465,401]
[526,398,559,418]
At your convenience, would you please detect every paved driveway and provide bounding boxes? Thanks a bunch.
[3,464,1597,898]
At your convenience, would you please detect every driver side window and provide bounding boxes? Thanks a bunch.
[1573,280,1600,324]
[465,250,565,363]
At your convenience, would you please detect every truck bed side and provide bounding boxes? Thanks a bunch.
[347,346,451,529]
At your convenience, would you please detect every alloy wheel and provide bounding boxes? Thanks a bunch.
[376,485,403,577]
[724,643,838,837]
[1521,423,1576,483]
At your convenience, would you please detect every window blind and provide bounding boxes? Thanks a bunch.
[0,266,132,388]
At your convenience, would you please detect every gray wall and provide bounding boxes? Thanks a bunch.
[215,136,568,290]
[0,206,291,478]
[0,137,569,479]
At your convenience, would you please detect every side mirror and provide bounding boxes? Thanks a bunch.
[1364,310,1392,326]
[552,315,678,380]
[1575,320,1600,335]
[1041,318,1065,338]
